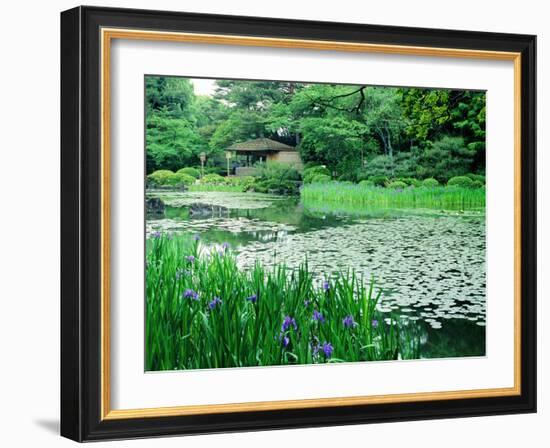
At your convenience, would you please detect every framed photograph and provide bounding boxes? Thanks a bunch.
[60,6,536,442]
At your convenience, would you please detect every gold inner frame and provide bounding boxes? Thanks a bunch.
[100,28,522,420]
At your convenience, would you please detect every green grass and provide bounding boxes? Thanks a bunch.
[146,234,419,371]
[302,182,485,210]
[188,184,245,192]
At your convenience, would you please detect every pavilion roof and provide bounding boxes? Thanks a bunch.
[227,138,295,152]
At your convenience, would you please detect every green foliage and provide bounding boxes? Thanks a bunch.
[369,175,389,187]
[465,173,486,184]
[387,180,408,189]
[252,162,301,194]
[311,174,332,183]
[299,116,368,170]
[147,170,196,187]
[147,170,175,185]
[394,177,421,187]
[176,167,201,179]
[359,179,374,186]
[447,176,475,189]
[172,173,196,187]
[359,155,395,179]
[303,161,323,170]
[303,165,331,184]
[146,234,415,370]
[422,178,440,187]
[302,182,485,210]
[472,180,485,189]
[145,75,486,183]
[199,173,225,184]
[420,136,476,183]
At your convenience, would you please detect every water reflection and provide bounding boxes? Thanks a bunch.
[147,191,486,358]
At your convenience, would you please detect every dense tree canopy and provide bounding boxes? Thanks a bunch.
[145,75,485,182]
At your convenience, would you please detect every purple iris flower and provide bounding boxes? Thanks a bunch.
[282,336,290,348]
[371,319,379,328]
[342,315,356,329]
[182,288,199,301]
[321,342,333,358]
[186,255,195,263]
[208,296,222,310]
[246,294,257,303]
[193,234,201,241]
[221,242,230,250]
[322,281,330,292]
[303,300,311,307]
[312,310,325,324]
[281,316,297,332]
[151,231,161,239]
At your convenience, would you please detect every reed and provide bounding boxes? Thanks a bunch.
[301,182,485,211]
[145,233,419,370]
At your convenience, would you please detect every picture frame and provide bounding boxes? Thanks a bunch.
[60,5,536,442]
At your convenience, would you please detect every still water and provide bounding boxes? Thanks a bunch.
[147,191,486,358]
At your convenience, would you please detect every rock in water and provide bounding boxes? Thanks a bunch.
[146,197,165,215]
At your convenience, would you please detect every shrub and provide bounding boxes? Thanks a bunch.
[147,170,196,187]
[369,175,389,187]
[361,155,395,178]
[395,177,421,187]
[303,161,323,170]
[303,165,331,183]
[472,180,485,189]
[465,173,486,184]
[176,167,201,179]
[225,176,255,186]
[200,173,225,184]
[204,166,225,176]
[259,162,301,182]
[422,178,440,188]
[172,173,196,187]
[420,136,475,183]
[387,180,408,190]
[311,174,332,183]
[447,176,475,188]
[147,170,176,186]
[338,172,356,182]
[358,179,374,187]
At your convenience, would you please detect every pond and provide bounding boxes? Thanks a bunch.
[146,190,486,359]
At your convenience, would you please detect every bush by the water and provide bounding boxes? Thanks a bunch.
[148,170,196,187]
[387,180,408,189]
[303,165,331,184]
[447,176,475,189]
[359,179,374,187]
[147,169,175,185]
[465,173,486,184]
[422,178,440,187]
[146,233,419,370]
[176,167,201,179]
[199,173,225,184]
[394,177,421,187]
[369,175,389,187]
[310,174,332,183]
[251,162,301,194]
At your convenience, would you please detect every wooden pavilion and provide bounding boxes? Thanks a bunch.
[226,138,303,175]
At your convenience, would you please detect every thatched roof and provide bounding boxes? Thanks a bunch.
[227,138,295,153]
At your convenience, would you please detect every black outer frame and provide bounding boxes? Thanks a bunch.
[60,6,537,442]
